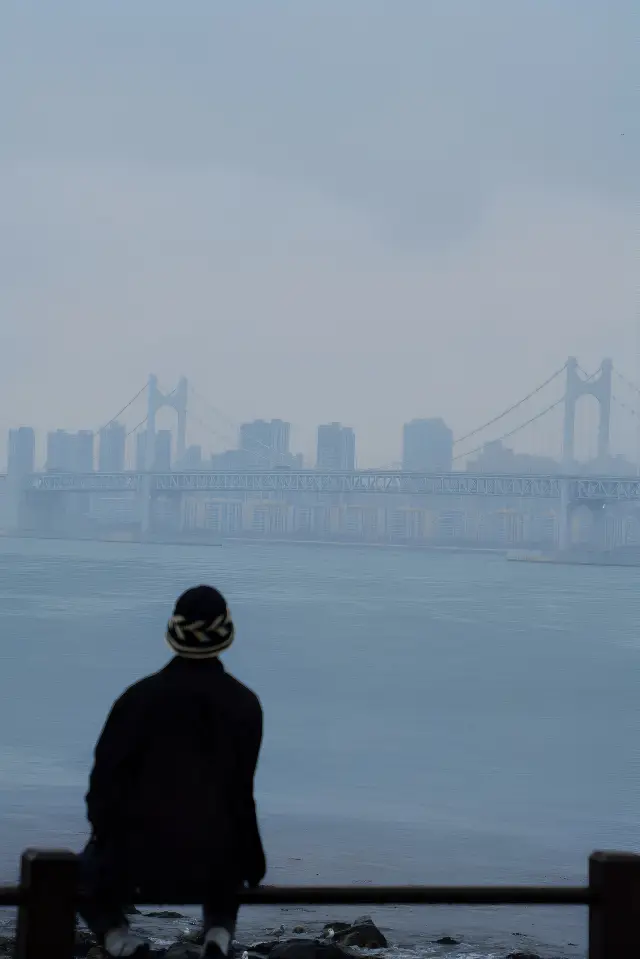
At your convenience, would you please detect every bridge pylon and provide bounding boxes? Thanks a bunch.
[145,375,188,468]
[562,357,612,469]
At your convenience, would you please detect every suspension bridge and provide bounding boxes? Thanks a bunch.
[7,356,640,547]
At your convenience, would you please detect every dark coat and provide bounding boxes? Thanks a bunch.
[86,656,265,893]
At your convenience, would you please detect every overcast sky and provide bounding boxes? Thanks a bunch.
[0,1,637,466]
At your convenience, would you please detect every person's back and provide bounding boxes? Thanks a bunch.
[79,585,266,958]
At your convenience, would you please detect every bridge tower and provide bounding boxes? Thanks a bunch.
[145,374,188,468]
[562,357,612,469]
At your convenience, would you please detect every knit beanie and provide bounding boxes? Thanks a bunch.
[166,585,235,659]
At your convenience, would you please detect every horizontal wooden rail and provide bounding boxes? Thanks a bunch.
[0,881,590,908]
[160,884,593,906]
[0,849,638,958]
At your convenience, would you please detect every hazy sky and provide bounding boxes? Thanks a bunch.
[1,2,637,466]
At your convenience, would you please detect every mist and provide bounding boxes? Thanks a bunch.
[0,1,637,466]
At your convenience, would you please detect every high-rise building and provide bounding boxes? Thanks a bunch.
[46,430,94,471]
[402,418,453,472]
[239,419,291,467]
[316,423,356,470]
[8,427,35,478]
[98,422,126,472]
[46,430,75,471]
[135,431,147,471]
[154,430,172,471]
[75,431,94,472]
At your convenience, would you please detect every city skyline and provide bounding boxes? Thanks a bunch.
[5,373,640,479]
[4,352,640,474]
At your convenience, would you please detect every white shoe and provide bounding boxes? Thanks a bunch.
[104,926,150,957]
[201,927,231,958]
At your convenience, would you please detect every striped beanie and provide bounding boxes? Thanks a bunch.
[166,585,235,659]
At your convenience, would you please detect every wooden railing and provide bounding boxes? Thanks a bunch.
[0,849,638,958]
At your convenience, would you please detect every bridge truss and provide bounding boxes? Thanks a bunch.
[18,470,640,502]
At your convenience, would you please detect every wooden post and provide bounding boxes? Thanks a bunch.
[15,849,78,959]
[589,851,640,958]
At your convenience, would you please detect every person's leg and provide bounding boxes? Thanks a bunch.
[77,840,149,957]
[202,884,240,958]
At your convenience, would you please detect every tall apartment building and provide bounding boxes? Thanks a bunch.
[7,427,35,478]
[316,422,356,470]
[75,431,94,472]
[46,430,94,472]
[135,431,147,471]
[239,419,291,467]
[134,428,174,470]
[402,418,453,472]
[98,422,126,472]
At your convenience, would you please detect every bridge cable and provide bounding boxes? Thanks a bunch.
[453,364,566,447]
[452,395,565,463]
[96,383,148,433]
[126,416,148,438]
[614,368,640,396]
[612,394,639,419]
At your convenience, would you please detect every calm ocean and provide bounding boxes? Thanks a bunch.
[0,537,638,958]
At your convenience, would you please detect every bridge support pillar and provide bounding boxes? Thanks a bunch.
[588,502,608,550]
[558,480,571,551]
[138,475,153,538]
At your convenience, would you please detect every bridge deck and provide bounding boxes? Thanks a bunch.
[7,470,640,500]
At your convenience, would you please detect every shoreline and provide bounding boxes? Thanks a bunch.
[0,906,585,959]
[0,529,506,557]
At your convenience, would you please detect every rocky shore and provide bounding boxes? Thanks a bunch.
[0,914,579,959]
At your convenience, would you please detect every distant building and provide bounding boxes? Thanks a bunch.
[211,449,249,470]
[316,423,356,470]
[8,427,35,478]
[402,418,453,472]
[46,430,94,472]
[154,430,172,471]
[135,431,147,471]
[239,419,291,467]
[183,444,203,469]
[467,440,559,475]
[98,422,126,472]
[75,431,94,472]
[46,430,75,471]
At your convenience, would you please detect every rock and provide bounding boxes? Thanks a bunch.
[144,909,186,919]
[270,940,354,959]
[165,945,200,959]
[247,943,279,955]
[506,953,541,959]
[435,937,461,946]
[333,920,388,950]
[292,926,306,935]
[124,905,141,915]
[176,927,203,945]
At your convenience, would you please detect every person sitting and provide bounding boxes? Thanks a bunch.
[78,585,266,958]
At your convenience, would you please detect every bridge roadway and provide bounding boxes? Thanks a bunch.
[11,469,640,502]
